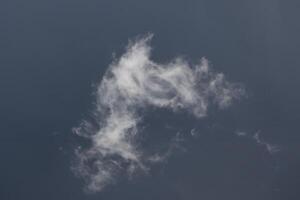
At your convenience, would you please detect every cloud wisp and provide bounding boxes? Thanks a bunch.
[73,34,244,192]
[235,130,280,154]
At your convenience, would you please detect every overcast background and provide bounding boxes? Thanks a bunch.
[1,0,300,199]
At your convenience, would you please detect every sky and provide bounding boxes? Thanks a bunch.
[1,0,300,199]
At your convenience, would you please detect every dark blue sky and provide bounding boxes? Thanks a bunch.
[1,0,300,199]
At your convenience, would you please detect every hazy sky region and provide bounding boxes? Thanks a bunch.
[1,0,300,200]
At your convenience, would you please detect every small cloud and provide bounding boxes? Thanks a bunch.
[190,129,197,137]
[253,131,280,154]
[73,34,244,192]
[235,130,247,137]
[235,130,280,154]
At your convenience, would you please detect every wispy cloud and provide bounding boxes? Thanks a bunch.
[73,34,244,192]
[235,130,280,154]
[253,131,280,154]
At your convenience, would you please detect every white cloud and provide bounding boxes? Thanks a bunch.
[73,34,244,192]
[253,131,280,154]
[235,130,247,137]
[235,130,280,154]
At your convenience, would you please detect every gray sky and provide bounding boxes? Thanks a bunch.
[1,0,300,199]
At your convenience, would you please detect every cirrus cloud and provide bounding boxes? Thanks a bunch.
[72,34,244,192]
